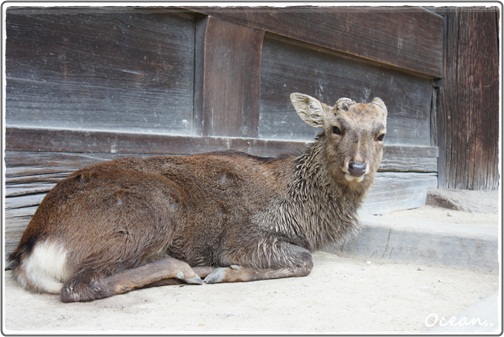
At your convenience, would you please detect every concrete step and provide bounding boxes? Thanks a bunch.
[324,206,499,272]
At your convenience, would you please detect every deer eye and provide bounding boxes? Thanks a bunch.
[377,133,385,141]
[332,126,343,135]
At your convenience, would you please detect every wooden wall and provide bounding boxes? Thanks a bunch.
[6,8,196,135]
[435,7,500,190]
[4,6,443,258]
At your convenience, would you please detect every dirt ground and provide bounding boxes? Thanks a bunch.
[2,251,499,334]
[367,205,499,234]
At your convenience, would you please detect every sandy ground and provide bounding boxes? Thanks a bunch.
[364,205,499,237]
[3,190,500,334]
[2,251,499,334]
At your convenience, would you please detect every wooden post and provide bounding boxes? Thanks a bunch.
[194,16,264,138]
[436,7,500,189]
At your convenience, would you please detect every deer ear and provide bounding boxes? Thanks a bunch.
[371,97,387,117]
[290,93,325,128]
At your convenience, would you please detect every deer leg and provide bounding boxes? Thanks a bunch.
[134,266,215,288]
[204,241,313,284]
[60,257,203,302]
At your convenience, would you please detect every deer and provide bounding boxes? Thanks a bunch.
[8,93,387,302]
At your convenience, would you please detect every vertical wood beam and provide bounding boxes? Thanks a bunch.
[194,16,264,137]
[436,7,499,189]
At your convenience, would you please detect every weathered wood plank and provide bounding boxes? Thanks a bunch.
[5,131,438,172]
[361,172,438,215]
[435,7,499,189]
[259,34,435,145]
[5,128,312,158]
[382,146,438,173]
[186,6,444,78]
[6,8,196,135]
[195,16,264,137]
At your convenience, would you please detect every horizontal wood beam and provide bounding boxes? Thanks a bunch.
[362,172,438,215]
[6,128,438,172]
[185,6,444,78]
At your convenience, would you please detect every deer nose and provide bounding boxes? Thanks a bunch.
[348,161,367,177]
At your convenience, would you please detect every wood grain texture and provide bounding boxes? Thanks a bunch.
[4,6,444,257]
[6,8,196,135]
[5,127,307,158]
[436,7,499,189]
[362,172,438,215]
[259,35,434,145]
[5,129,438,172]
[195,17,264,137]
[186,6,444,78]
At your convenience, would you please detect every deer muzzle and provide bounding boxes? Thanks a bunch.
[343,160,369,183]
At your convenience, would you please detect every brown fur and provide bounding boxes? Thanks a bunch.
[9,93,387,302]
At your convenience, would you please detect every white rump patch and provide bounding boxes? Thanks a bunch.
[20,240,71,294]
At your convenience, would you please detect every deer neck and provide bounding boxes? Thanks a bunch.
[283,134,369,250]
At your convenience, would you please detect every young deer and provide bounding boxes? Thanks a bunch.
[9,93,387,302]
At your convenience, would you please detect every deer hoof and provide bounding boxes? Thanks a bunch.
[175,271,203,285]
[185,274,204,285]
[203,268,227,284]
